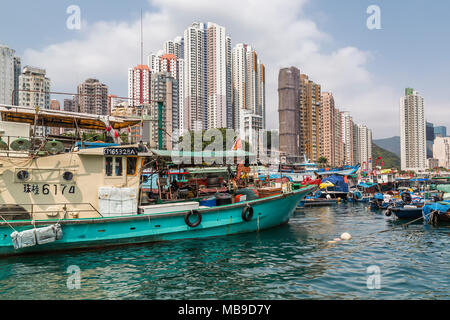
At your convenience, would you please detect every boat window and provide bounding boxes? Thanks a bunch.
[105,157,113,176]
[115,157,123,176]
[127,157,138,175]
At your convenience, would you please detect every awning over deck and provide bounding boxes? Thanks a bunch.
[149,149,256,159]
[0,105,141,130]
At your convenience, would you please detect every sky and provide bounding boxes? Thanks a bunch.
[1,0,449,139]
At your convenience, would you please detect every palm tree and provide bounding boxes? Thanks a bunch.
[318,156,328,168]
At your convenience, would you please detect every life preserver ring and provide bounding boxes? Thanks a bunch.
[185,210,202,227]
[242,205,254,222]
[314,191,322,198]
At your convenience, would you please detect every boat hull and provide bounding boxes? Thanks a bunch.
[0,186,314,256]
[298,199,337,207]
[391,207,423,219]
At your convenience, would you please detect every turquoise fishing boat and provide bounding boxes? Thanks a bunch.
[0,107,316,257]
[0,186,314,256]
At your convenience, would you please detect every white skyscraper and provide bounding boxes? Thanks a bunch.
[183,22,206,131]
[164,37,184,59]
[341,111,354,165]
[356,124,372,171]
[225,36,233,129]
[148,53,161,73]
[206,22,228,129]
[232,43,266,130]
[0,45,21,105]
[400,88,427,172]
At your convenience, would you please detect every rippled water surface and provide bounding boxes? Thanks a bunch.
[0,204,448,299]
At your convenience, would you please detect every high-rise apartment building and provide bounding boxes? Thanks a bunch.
[355,124,372,171]
[232,43,266,130]
[183,22,206,131]
[341,112,354,166]
[182,22,233,131]
[18,66,51,110]
[77,79,108,115]
[18,66,51,136]
[225,36,233,129]
[148,53,161,73]
[433,137,450,168]
[400,88,427,172]
[299,74,321,162]
[321,92,337,166]
[320,93,347,167]
[128,64,151,107]
[164,37,184,59]
[278,67,301,159]
[63,98,76,112]
[426,121,435,159]
[0,45,21,105]
[150,72,179,150]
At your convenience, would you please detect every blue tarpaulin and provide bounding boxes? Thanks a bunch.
[373,193,384,200]
[422,202,450,223]
[321,175,348,193]
[258,174,293,182]
[358,182,378,189]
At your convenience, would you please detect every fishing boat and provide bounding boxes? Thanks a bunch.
[0,144,315,256]
[384,192,424,219]
[369,193,393,210]
[422,202,450,225]
[298,197,338,207]
[386,206,423,219]
[0,105,315,256]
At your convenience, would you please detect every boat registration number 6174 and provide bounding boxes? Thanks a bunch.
[23,184,76,196]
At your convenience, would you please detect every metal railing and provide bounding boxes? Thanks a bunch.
[0,202,102,221]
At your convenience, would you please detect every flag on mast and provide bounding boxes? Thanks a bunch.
[232,136,242,151]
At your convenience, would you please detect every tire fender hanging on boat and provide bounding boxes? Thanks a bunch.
[242,204,254,222]
[184,210,202,228]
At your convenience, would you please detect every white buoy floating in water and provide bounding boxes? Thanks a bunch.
[340,232,352,240]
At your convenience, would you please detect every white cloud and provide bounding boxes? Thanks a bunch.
[23,0,399,138]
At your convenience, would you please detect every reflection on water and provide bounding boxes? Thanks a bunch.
[0,203,448,299]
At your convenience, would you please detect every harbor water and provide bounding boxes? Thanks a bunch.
[0,203,448,300]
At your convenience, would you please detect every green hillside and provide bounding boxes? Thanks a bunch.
[372,143,401,169]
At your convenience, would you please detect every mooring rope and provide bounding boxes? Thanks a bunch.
[0,215,17,233]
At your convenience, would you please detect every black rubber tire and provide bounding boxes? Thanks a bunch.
[242,205,254,222]
[185,210,202,228]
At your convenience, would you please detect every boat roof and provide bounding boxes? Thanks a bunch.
[315,164,360,176]
[0,104,141,130]
[149,149,255,158]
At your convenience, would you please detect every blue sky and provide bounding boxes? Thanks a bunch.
[1,0,448,138]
